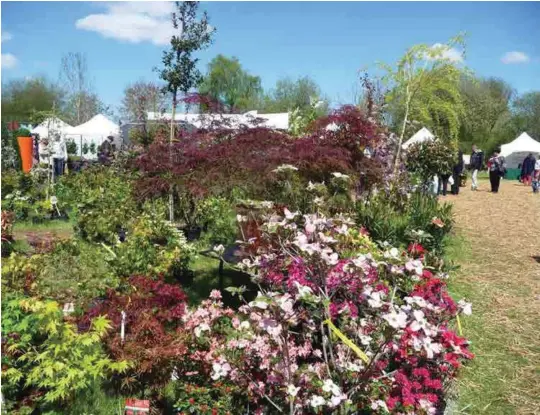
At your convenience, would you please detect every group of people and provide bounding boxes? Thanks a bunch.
[33,135,117,180]
[437,144,508,195]
[470,145,507,193]
[520,153,540,193]
[437,149,465,196]
[469,146,540,194]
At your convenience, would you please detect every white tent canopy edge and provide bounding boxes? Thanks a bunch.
[500,132,540,169]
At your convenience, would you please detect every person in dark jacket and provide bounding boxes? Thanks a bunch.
[451,150,464,195]
[470,144,483,191]
[488,148,506,193]
[520,153,536,186]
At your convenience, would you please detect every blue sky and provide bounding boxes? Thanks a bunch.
[2,1,539,114]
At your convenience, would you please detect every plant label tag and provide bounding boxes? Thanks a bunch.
[125,399,150,414]
[50,196,58,205]
[62,302,75,315]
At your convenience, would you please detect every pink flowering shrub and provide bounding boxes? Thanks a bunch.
[178,209,472,414]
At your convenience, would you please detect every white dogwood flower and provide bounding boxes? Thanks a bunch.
[310,395,326,408]
[287,384,301,397]
[194,323,211,338]
[382,309,408,329]
[458,299,472,316]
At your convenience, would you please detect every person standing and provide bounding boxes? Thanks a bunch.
[438,155,453,197]
[520,153,536,186]
[51,134,67,180]
[451,150,464,195]
[533,158,540,193]
[488,149,506,193]
[470,144,483,191]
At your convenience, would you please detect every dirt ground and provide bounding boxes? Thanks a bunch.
[442,179,540,414]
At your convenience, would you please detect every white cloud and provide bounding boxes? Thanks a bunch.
[75,2,177,45]
[501,51,530,64]
[2,31,13,43]
[429,43,463,63]
[2,53,18,69]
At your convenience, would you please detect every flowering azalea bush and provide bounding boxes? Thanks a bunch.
[174,208,472,414]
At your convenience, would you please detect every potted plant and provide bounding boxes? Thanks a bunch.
[15,128,33,173]
[82,143,89,157]
[66,139,83,172]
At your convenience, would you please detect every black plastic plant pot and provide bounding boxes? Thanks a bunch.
[186,226,202,241]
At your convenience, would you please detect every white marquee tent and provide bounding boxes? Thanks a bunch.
[31,117,72,138]
[500,132,540,169]
[65,114,120,158]
[402,127,435,149]
[147,110,289,130]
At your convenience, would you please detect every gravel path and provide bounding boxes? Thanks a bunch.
[443,179,540,414]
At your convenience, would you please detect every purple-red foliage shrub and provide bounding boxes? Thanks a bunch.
[134,97,397,203]
[80,275,188,392]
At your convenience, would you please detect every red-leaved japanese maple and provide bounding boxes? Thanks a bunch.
[135,94,395,205]
[80,275,188,393]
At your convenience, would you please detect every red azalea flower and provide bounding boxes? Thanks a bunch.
[431,217,445,228]
[407,242,425,257]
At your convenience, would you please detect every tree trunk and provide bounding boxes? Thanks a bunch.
[168,96,176,223]
[393,95,411,174]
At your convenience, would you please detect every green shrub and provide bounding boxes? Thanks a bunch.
[356,194,409,244]
[197,196,237,246]
[2,169,56,222]
[113,211,195,280]
[66,139,78,155]
[1,122,19,169]
[1,295,130,412]
[406,140,457,185]
[2,240,119,305]
[14,128,31,137]
[356,190,454,255]
[57,167,136,243]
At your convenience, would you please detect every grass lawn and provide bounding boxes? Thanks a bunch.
[13,218,75,237]
[186,254,256,307]
[11,219,75,254]
[442,180,540,415]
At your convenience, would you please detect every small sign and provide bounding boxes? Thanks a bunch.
[50,196,58,204]
[62,302,75,315]
[125,399,150,414]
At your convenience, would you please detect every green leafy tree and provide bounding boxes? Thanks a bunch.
[406,140,457,185]
[261,76,327,114]
[1,77,65,124]
[512,91,540,140]
[199,54,262,113]
[157,0,215,221]
[458,76,514,150]
[2,296,130,410]
[380,33,466,171]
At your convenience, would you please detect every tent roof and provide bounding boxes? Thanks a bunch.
[31,117,72,137]
[67,114,119,136]
[402,127,435,149]
[500,132,540,157]
[147,110,289,130]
